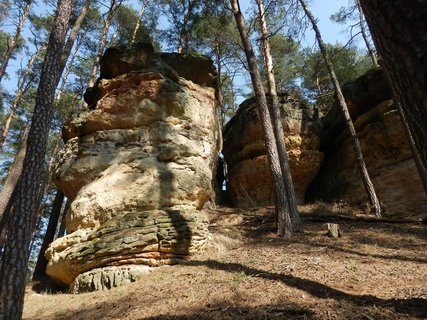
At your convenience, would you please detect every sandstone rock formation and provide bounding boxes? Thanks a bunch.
[223,94,323,207]
[46,44,220,290]
[308,68,427,217]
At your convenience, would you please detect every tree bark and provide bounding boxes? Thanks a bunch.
[396,102,427,195]
[0,0,31,83]
[32,190,64,280]
[359,0,427,173]
[0,44,46,151]
[256,0,300,223]
[230,0,292,236]
[59,0,91,73]
[0,128,28,249]
[299,0,382,217]
[131,0,149,44]
[56,198,70,239]
[0,0,75,318]
[355,0,378,66]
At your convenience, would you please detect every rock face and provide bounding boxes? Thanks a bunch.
[47,44,220,289]
[223,94,323,207]
[308,68,427,217]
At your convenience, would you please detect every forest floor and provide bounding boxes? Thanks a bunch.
[23,203,427,320]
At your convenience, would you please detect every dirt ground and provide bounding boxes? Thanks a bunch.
[23,203,427,319]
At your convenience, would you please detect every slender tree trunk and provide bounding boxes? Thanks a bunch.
[299,0,382,217]
[214,40,224,153]
[56,33,85,102]
[256,0,300,223]
[396,102,427,195]
[177,33,184,53]
[0,0,31,83]
[87,0,118,88]
[32,190,64,280]
[230,0,292,236]
[355,0,378,66]
[56,199,70,239]
[0,83,31,151]
[110,28,123,47]
[359,0,427,174]
[0,128,29,248]
[0,44,46,151]
[131,0,149,44]
[59,0,91,73]
[0,0,75,318]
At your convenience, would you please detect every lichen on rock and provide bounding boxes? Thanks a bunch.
[46,43,220,291]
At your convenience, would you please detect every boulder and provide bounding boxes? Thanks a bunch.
[47,45,220,290]
[308,68,427,217]
[222,94,323,207]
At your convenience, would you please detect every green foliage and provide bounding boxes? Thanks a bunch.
[156,0,206,52]
[0,30,26,75]
[300,43,374,108]
[0,1,11,24]
[330,3,357,24]
[111,4,152,45]
[268,34,304,92]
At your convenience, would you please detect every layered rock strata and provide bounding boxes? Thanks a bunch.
[223,94,323,207]
[308,68,427,217]
[46,44,220,289]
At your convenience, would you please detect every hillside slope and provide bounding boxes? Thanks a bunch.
[24,204,427,319]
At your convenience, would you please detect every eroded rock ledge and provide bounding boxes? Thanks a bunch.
[46,44,220,290]
[307,68,427,217]
[223,94,323,207]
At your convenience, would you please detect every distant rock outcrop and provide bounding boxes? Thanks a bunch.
[308,68,427,217]
[46,44,220,290]
[223,94,323,207]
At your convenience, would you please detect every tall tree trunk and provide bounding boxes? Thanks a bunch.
[32,190,64,280]
[131,0,149,44]
[87,0,118,88]
[355,0,378,66]
[358,0,427,175]
[0,0,75,318]
[256,0,300,223]
[59,0,91,74]
[214,40,224,153]
[0,83,32,152]
[299,0,382,217]
[0,0,31,83]
[56,36,84,102]
[0,128,28,249]
[396,102,427,195]
[355,0,425,193]
[0,44,46,151]
[56,198,70,239]
[230,0,292,236]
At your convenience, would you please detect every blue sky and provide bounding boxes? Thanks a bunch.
[1,0,356,103]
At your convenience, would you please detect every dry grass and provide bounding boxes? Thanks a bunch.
[23,203,427,319]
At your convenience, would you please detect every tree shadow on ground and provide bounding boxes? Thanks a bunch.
[47,256,426,320]
[240,207,427,264]
[183,260,427,319]
[143,303,315,320]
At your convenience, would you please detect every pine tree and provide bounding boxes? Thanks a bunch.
[0,0,31,83]
[0,0,75,317]
[230,0,293,236]
[256,0,300,223]
[358,0,427,179]
[299,0,382,217]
